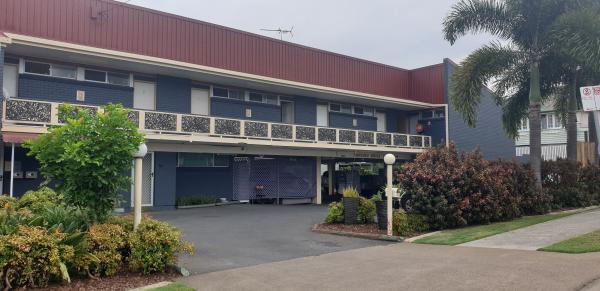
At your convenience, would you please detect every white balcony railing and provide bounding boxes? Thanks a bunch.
[2,98,432,149]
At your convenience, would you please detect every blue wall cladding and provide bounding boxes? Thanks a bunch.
[156,75,191,113]
[329,112,377,131]
[18,74,133,106]
[2,146,44,197]
[293,96,317,125]
[211,97,281,122]
[176,163,234,200]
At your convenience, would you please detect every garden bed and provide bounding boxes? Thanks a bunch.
[40,268,180,291]
[312,223,403,242]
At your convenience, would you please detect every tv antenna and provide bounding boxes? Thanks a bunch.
[260,26,294,40]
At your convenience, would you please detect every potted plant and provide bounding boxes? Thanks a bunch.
[342,187,360,224]
[371,191,387,230]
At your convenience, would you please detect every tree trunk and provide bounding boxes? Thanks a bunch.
[566,71,578,161]
[529,61,543,189]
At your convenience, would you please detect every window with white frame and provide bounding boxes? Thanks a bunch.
[541,113,562,129]
[247,92,279,105]
[23,60,77,79]
[518,118,529,131]
[212,87,244,100]
[82,68,131,86]
[330,103,372,115]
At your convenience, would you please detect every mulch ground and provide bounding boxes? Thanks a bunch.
[314,223,385,235]
[36,267,180,291]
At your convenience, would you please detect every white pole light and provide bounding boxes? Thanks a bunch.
[384,153,396,237]
[133,143,147,230]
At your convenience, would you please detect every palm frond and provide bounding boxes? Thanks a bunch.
[502,86,530,139]
[551,8,600,69]
[449,42,520,127]
[443,0,515,44]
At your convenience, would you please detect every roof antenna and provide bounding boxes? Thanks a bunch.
[260,26,294,41]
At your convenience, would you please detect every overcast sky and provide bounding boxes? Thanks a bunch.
[125,0,493,69]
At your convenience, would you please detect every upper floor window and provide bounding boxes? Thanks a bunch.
[177,153,229,167]
[23,60,76,79]
[353,106,374,116]
[248,92,279,105]
[213,87,244,100]
[329,103,354,114]
[82,69,131,86]
[518,118,529,131]
[541,113,562,129]
[421,109,445,119]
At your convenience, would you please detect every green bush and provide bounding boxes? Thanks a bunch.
[542,160,600,209]
[0,195,17,209]
[74,223,127,277]
[33,205,90,233]
[176,196,220,206]
[358,197,376,224]
[17,187,63,213]
[325,202,344,223]
[128,218,194,274]
[24,104,144,223]
[0,226,73,289]
[392,210,429,237]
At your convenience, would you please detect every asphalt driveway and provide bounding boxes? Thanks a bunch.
[150,204,388,274]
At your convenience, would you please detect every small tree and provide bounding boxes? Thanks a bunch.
[25,104,144,223]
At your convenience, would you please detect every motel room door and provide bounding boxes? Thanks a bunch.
[317,104,329,127]
[133,81,156,110]
[191,88,210,115]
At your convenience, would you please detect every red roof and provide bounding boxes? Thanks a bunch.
[0,0,445,104]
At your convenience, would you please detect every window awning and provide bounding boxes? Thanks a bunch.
[2,132,39,144]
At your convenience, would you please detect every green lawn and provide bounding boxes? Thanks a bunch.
[539,230,600,253]
[148,282,195,291]
[414,212,573,245]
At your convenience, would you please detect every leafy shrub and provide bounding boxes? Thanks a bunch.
[370,192,383,202]
[542,160,600,209]
[74,224,127,277]
[176,196,220,206]
[0,226,73,289]
[392,210,429,237]
[33,205,90,233]
[24,104,144,223]
[325,202,344,223]
[398,144,549,230]
[128,218,194,274]
[107,214,134,233]
[358,197,376,224]
[0,195,17,209]
[17,187,63,213]
[342,187,359,198]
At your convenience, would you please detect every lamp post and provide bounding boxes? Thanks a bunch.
[383,153,396,237]
[133,143,147,231]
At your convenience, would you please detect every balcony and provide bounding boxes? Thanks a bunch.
[1,98,432,153]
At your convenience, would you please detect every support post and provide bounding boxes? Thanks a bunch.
[9,143,15,198]
[384,153,396,237]
[328,160,334,196]
[133,156,142,230]
[315,157,322,205]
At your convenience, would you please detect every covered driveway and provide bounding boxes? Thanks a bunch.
[150,204,388,274]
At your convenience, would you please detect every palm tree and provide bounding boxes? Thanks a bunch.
[550,9,600,161]
[443,0,599,187]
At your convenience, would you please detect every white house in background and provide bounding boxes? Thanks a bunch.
[515,101,590,160]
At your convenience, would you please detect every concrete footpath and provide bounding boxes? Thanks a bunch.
[180,243,600,291]
[460,208,600,250]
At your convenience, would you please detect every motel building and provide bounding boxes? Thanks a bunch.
[0,0,513,209]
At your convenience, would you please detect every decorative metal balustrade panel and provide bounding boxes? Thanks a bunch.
[339,130,356,143]
[393,134,408,147]
[128,111,140,126]
[376,133,392,145]
[295,126,316,141]
[358,131,375,144]
[410,136,423,147]
[145,112,177,131]
[182,115,210,133]
[58,105,98,123]
[244,121,268,137]
[215,119,240,135]
[271,124,293,139]
[318,128,336,142]
[6,99,51,123]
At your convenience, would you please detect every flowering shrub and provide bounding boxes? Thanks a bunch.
[398,144,550,230]
[74,223,127,277]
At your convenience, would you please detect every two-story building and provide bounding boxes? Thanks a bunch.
[0,0,514,209]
